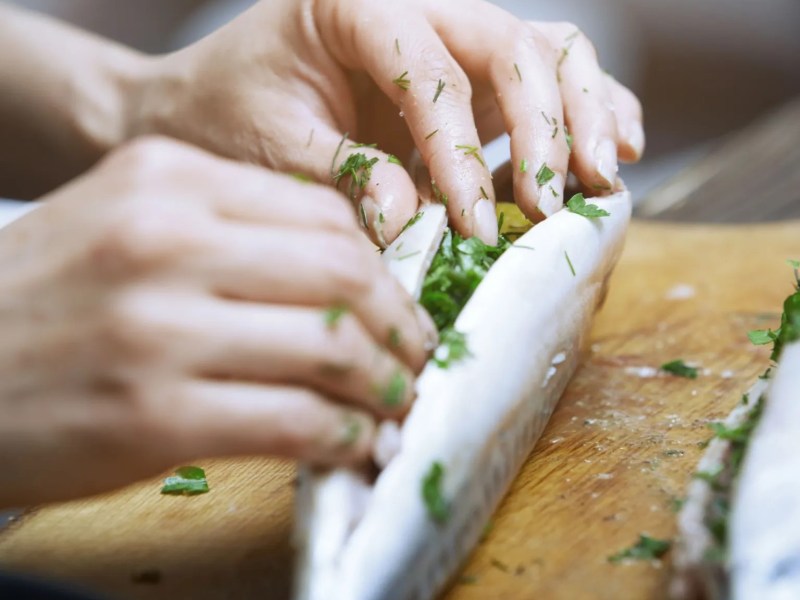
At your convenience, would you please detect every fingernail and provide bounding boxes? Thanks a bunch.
[414,304,439,352]
[625,122,645,158]
[372,420,402,468]
[538,172,565,216]
[473,199,499,245]
[361,195,389,247]
[594,139,618,186]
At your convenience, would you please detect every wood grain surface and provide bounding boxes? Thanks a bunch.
[0,220,797,600]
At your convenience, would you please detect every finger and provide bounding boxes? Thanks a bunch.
[606,74,644,162]
[536,23,619,193]
[425,4,567,221]
[181,300,418,418]
[184,223,436,369]
[179,380,376,466]
[316,5,497,244]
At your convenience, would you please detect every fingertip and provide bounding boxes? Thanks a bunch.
[593,138,619,188]
[618,120,645,163]
[473,199,499,245]
[365,161,420,245]
[537,172,566,217]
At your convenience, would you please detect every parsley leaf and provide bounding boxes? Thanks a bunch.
[661,359,699,379]
[608,534,671,563]
[535,164,555,186]
[161,466,209,496]
[748,329,776,345]
[422,461,449,523]
[324,305,347,329]
[387,154,403,166]
[566,193,610,218]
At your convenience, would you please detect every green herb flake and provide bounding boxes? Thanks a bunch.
[433,328,472,368]
[334,153,379,201]
[378,211,385,224]
[661,359,699,379]
[329,132,350,177]
[381,370,406,407]
[422,461,449,523]
[395,38,401,55]
[432,180,448,206]
[392,71,411,91]
[455,144,487,168]
[480,186,489,200]
[388,327,401,348]
[400,211,423,233]
[748,329,776,345]
[608,534,671,563]
[513,62,522,82]
[425,128,439,140]
[324,305,348,329]
[490,558,510,573]
[565,251,576,276]
[349,142,378,149]
[535,164,555,186]
[290,172,313,183]
[387,154,403,166]
[161,466,209,496]
[565,130,574,151]
[566,193,610,218]
[433,79,445,103]
[520,158,528,173]
[551,126,558,139]
[339,413,362,447]
[549,185,558,198]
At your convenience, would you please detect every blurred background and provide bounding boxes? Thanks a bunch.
[6,0,800,202]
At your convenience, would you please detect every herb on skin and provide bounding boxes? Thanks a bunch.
[339,414,362,447]
[334,153,379,201]
[422,462,449,523]
[549,186,558,198]
[608,535,671,563]
[520,158,528,173]
[290,172,313,183]
[566,130,574,151]
[564,251,576,276]
[349,142,378,149]
[395,38,401,55]
[556,30,580,83]
[324,305,348,329]
[387,154,403,166]
[161,466,209,496]
[433,79,445,103]
[329,132,350,177]
[513,62,522,81]
[396,250,422,261]
[551,126,558,139]
[392,71,411,91]
[455,144,487,168]
[535,164,555,186]
[388,327,401,348]
[381,371,406,407]
[432,180,448,206]
[540,111,551,125]
[425,129,439,140]
[378,212,385,224]
[359,203,368,228]
[566,193,610,218]
[480,186,489,200]
[661,359,698,379]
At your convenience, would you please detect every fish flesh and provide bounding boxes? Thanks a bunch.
[293,191,632,600]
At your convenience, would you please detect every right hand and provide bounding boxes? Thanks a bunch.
[0,137,436,508]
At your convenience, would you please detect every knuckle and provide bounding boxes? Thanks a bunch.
[99,289,171,361]
[317,234,372,293]
[110,136,186,179]
[93,210,177,274]
[324,314,371,368]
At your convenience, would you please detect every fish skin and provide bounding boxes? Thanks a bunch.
[731,342,800,600]
[294,192,631,600]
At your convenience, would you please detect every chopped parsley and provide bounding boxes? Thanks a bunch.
[161,466,209,496]
[480,186,489,200]
[392,71,411,91]
[535,164,555,186]
[455,144,487,168]
[566,193,610,218]
[565,251,576,276]
[433,79,445,103]
[660,359,698,378]
[334,153,379,201]
[608,534,671,563]
[324,305,348,329]
[433,329,472,368]
[400,211,423,233]
[387,154,402,166]
[520,158,528,173]
[422,461,449,523]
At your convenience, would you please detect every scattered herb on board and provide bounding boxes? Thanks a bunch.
[566,193,610,218]
[392,70,411,91]
[535,164,555,186]
[422,461,449,523]
[324,305,347,329]
[433,79,445,103]
[161,466,209,496]
[608,535,671,563]
[455,144,487,168]
[660,359,698,379]
[334,153,379,201]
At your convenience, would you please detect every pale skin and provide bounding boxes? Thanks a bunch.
[0,0,643,507]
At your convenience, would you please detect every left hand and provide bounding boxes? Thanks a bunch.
[133,0,643,246]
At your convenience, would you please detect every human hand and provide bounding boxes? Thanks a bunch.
[0,137,435,508]
[133,0,643,246]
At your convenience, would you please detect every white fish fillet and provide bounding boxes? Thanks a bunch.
[731,341,800,600]
[293,192,631,600]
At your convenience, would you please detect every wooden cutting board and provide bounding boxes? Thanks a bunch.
[0,220,797,600]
